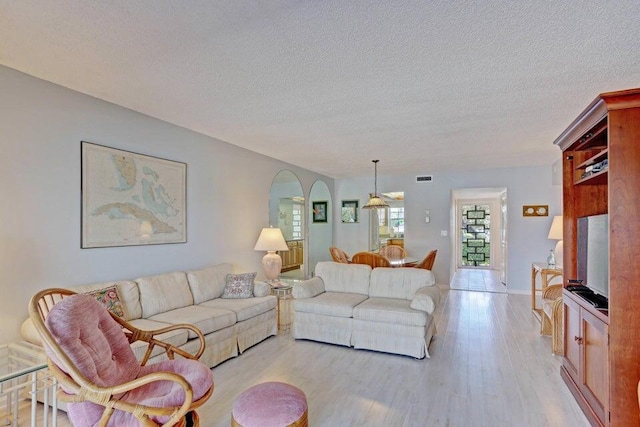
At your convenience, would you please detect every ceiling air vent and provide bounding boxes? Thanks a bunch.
[416,175,433,183]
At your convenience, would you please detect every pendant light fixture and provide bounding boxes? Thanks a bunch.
[363,160,389,209]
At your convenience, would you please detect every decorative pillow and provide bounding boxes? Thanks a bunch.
[85,286,126,318]
[221,273,257,299]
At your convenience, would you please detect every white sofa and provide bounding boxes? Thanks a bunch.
[292,261,441,359]
[21,263,278,369]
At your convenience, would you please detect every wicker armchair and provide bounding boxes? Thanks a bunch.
[29,288,214,427]
[329,246,351,263]
[351,252,391,268]
[540,284,564,355]
[414,250,438,270]
[379,245,407,260]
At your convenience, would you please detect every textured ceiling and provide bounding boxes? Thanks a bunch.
[1,1,639,178]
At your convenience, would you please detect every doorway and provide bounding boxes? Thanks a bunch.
[451,188,507,292]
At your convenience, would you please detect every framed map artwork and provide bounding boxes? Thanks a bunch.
[81,142,187,248]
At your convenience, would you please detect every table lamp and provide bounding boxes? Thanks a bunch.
[547,215,563,268]
[254,226,289,285]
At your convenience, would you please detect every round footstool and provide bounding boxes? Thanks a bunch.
[231,382,308,427]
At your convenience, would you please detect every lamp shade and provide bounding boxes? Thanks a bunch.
[363,195,389,209]
[547,216,563,240]
[363,160,390,209]
[254,227,289,252]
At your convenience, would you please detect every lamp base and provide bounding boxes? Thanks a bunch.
[262,251,283,283]
[555,240,564,269]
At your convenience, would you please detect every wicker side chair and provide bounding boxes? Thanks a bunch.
[351,252,391,268]
[329,246,351,263]
[540,284,564,355]
[29,288,214,427]
[414,250,438,270]
[379,245,407,260]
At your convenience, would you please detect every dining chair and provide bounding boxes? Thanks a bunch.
[351,252,391,268]
[379,245,407,260]
[414,250,438,270]
[329,246,351,264]
[29,288,214,427]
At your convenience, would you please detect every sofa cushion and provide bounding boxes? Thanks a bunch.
[126,318,189,361]
[200,296,277,322]
[70,280,141,321]
[293,292,368,318]
[186,263,234,304]
[369,268,436,300]
[221,272,256,299]
[353,297,428,326]
[148,305,236,338]
[136,272,194,318]
[315,262,371,295]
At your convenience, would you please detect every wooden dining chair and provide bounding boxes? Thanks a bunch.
[351,252,391,268]
[329,246,351,263]
[414,250,438,270]
[379,245,407,260]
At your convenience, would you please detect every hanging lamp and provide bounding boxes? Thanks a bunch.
[363,160,389,209]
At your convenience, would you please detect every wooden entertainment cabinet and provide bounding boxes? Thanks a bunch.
[554,88,640,426]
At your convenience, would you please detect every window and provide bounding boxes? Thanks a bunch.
[292,203,303,240]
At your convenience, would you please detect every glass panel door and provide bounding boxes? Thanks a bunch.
[461,204,491,267]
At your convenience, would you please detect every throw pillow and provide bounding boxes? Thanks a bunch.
[221,272,256,299]
[85,286,126,318]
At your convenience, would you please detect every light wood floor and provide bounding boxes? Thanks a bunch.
[450,267,507,293]
[39,287,588,427]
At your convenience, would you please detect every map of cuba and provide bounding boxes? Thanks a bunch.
[82,142,185,247]
[93,154,178,234]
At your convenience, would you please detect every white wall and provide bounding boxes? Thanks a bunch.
[0,66,334,343]
[335,165,562,291]
[308,180,333,275]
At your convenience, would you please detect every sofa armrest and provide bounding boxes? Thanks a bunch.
[410,286,441,315]
[292,277,325,299]
[253,280,271,297]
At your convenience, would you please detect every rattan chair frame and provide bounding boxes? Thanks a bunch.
[414,250,438,270]
[351,252,391,268]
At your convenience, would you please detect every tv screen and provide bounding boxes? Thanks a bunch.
[577,214,609,297]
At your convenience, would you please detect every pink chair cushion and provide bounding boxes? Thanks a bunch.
[232,382,307,427]
[45,294,213,426]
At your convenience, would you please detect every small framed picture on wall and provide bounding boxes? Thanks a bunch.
[341,199,359,223]
[312,201,328,223]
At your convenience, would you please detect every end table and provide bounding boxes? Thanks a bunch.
[270,285,293,332]
[531,262,562,322]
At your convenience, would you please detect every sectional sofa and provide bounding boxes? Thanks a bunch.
[292,261,441,359]
[21,263,278,369]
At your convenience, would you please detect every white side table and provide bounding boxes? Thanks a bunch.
[0,341,57,427]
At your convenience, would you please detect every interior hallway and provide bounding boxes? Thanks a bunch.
[450,268,506,293]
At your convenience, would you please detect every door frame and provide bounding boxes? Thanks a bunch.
[450,188,508,285]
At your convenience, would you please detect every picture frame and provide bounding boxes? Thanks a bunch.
[341,199,359,223]
[522,205,548,217]
[81,141,187,248]
[312,201,328,223]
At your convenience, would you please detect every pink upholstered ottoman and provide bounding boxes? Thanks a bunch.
[231,382,308,427]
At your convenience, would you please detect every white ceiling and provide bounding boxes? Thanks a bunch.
[1,1,639,178]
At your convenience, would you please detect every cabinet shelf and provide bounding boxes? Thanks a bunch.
[575,148,608,170]
[574,169,608,185]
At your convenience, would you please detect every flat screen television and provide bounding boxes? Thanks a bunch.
[576,214,609,297]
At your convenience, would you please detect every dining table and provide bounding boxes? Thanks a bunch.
[387,256,418,268]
